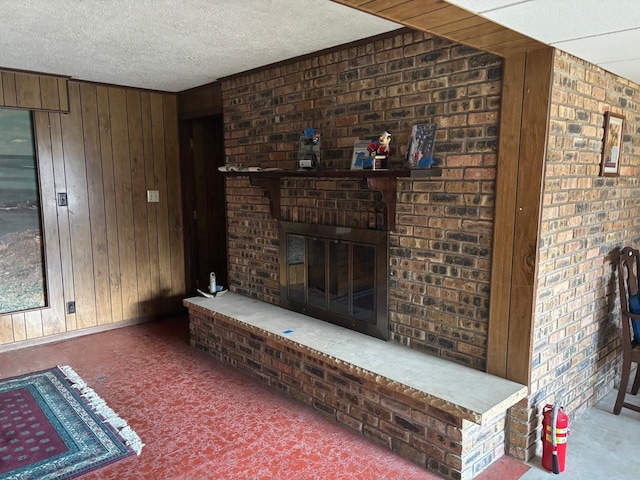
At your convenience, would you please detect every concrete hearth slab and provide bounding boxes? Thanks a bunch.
[184,293,527,425]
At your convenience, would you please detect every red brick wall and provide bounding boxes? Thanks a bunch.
[511,49,640,460]
[222,30,501,370]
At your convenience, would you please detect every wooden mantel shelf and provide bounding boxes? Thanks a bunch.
[223,168,442,231]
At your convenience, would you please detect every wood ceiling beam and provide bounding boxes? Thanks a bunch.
[332,0,546,57]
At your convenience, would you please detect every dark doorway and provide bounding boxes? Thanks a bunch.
[181,115,228,294]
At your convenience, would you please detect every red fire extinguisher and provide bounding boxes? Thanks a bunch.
[541,404,569,474]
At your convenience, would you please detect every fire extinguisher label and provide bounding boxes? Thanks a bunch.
[545,433,568,444]
[545,426,569,434]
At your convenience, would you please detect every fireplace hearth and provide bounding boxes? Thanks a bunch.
[278,221,389,340]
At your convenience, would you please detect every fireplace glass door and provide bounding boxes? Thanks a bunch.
[280,221,388,340]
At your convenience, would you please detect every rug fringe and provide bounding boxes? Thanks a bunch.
[58,365,145,455]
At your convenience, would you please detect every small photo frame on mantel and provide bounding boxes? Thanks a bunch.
[600,111,625,177]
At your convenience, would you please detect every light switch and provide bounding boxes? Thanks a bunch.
[57,192,68,206]
[147,190,160,203]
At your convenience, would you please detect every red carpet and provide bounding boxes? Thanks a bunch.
[0,317,530,479]
[0,366,138,479]
[0,387,68,473]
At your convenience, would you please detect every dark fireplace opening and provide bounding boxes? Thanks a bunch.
[279,221,389,340]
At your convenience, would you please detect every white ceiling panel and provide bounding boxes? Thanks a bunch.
[447,0,640,85]
[478,0,640,43]
[600,59,640,86]
[446,0,534,13]
[555,29,640,64]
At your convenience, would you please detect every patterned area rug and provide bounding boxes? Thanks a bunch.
[0,365,143,479]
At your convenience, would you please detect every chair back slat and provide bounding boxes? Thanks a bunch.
[614,246,640,414]
[617,246,640,345]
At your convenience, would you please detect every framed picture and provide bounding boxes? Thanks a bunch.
[405,122,438,169]
[351,140,371,170]
[601,111,625,177]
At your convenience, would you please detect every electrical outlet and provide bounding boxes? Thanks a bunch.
[66,301,76,314]
[57,192,68,206]
[146,190,160,203]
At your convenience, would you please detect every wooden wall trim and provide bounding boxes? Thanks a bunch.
[0,69,69,112]
[487,53,526,378]
[0,315,157,353]
[506,47,553,385]
[331,0,545,57]
[178,82,223,118]
[488,47,554,385]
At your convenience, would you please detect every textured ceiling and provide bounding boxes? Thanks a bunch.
[0,0,400,92]
[0,0,639,93]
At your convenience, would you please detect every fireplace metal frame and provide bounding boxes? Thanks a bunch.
[279,221,389,340]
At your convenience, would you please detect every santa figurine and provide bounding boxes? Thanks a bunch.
[366,130,391,169]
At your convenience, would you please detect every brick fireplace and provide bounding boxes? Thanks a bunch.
[222,30,501,371]
[189,28,516,479]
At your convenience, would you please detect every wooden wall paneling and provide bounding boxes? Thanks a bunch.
[178,82,223,118]
[447,21,506,43]
[0,315,13,343]
[150,93,172,312]
[403,6,477,31]
[108,87,139,320]
[141,92,161,314]
[2,71,17,107]
[434,16,489,36]
[95,86,122,322]
[507,48,553,385]
[96,86,123,323]
[2,81,182,348]
[48,113,76,331]
[79,83,112,325]
[471,31,538,53]
[126,90,153,317]
[24,310,43,339]
[15,72,42,109]
[163,95,186,307]
[57,78,69,113]
[33,112,66,336]
[61,82,97,329]
[39,76,61,111]
[10,312,26,342]
[0,70,69,112]
[487,53,526,379]
[370,0,450,20]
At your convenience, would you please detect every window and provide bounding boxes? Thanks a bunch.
[0,108,46,314]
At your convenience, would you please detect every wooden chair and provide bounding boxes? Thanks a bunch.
[614,246,640,414]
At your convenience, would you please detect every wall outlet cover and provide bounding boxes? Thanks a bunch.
[147,190,160,202]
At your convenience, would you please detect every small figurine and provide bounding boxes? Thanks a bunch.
[365,131,391,169]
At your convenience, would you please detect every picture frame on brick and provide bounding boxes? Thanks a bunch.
[350,140,371,170]
[601,111,625,177]
[405,122,438,169]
